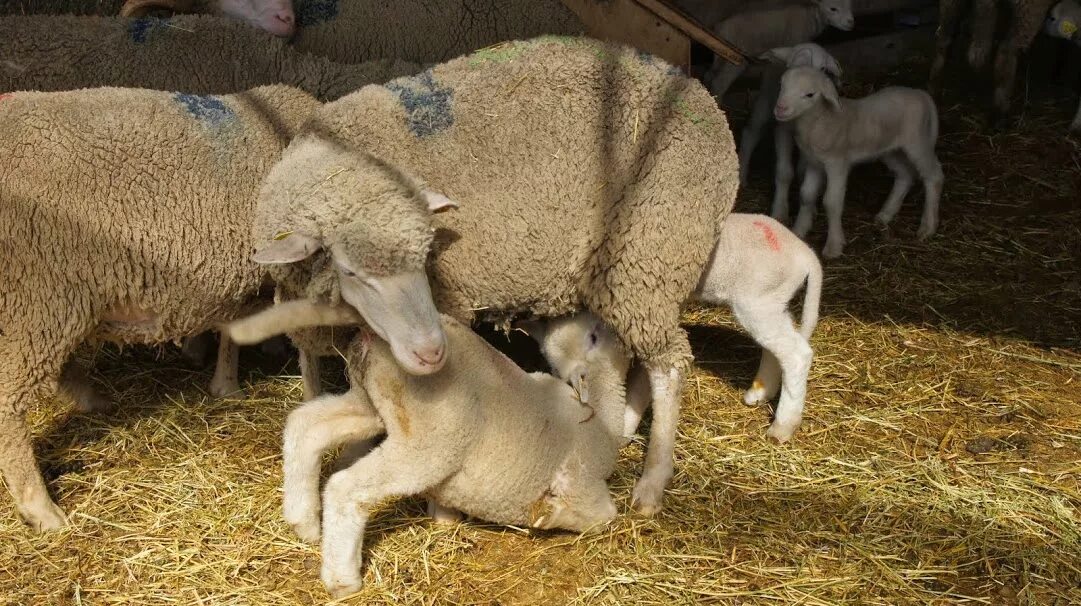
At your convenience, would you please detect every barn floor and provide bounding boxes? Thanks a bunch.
[2,57,1080,605]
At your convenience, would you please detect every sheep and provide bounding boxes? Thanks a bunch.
[248,36,739,515]
[738,43,842,221]
[929,0,1057,120]
[774,66,944,259]
[1044,0,1081,131]
[0,14,421,101]
[701,0,854,100]
[527,214,822,444]
[223,300,629,597]
[0,84,321,531]
[0,0,297,36]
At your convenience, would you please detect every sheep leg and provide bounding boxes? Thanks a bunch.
[320,442,453,598]
[299,349,322,400]
[928,0,966,97]
[792,163,825,239]
[59,359,113,413]
[967,0,999,69]
[180,332,213,366]
[0,410,66,531]
[282,390,384,543]
[622,364,653,444]
[739,89,775,185]
[426,500,463,525]
[906,146,945,240]
[991,3,1053,118]
[708,62,747,101]
[771,124,797,222]
[742,349,782,405]
[631,364,683,516]
[208,332,240,398]
[1072,98,1081,133]
[820,162,851,259]
[875,152,915,227]
[731,302,812,443]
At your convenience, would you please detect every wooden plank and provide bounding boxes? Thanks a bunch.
[560,0,692,72]
[632,0,747,65]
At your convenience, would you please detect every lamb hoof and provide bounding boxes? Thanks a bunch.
[630,480,665,517]
[322,568,363,599]
[290,518,322,544]
[74,391,115,414]
[821,241,845,260]
[25,500,67,532]
[742,380,768,406]
[916,224,936,242]
[766,422,798,444]
[208,378,241,399]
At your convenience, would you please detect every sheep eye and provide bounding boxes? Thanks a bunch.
[589,333,598,346]
[830,6,837,11]
[804,92,815,98]
[341,268,357,278]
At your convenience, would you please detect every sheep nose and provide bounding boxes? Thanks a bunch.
[412,342,446,368]
[276,11,295,26]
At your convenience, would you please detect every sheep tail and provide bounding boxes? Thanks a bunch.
[799,259,822,340]
[225,300,363,345]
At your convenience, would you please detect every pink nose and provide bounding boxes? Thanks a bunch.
[275,11,294,26]
[413,343,446,367]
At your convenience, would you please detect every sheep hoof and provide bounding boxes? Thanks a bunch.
[25,500,67,532]
[916,225,936,242]
[821,241,845,260]
[290,518,322,544]
[208,379,241,399]
[742,385,767,406]
[766,423,798,444]
[630,480,665,517]
[322,568,363,599]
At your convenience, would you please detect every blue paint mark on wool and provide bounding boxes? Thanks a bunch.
[385,71,454,138]
[173,93,236,127]
[128,17,169,44]
[296,0,338,27]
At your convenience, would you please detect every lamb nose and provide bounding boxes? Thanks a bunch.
[276,11,295,25]
[415,344,446,366]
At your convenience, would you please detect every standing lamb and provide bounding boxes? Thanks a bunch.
[0,0,297,35]
[528,214,822,444]
[249,36,739,515]
[0,14,420,101]
[0,84,321,531]
[702,0,854,100]
[738,43,842,221]
[775,66,944,258]
[224,301,629,597]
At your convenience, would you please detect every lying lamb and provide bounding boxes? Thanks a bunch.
[775,66,944,258]
[0,84,320,531]
[0,0,296,36]
[702,0,854,100]
[0,14,419,101]
[224,301,629,597]
[738,43,842,221]
[528,214,822,444]
[250,36,739,515]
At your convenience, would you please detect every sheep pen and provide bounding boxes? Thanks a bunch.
[1,34,1080,606]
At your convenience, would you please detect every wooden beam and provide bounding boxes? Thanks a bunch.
[560,0,693,72]
[631,0,747,65]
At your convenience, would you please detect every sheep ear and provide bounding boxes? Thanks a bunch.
[760,47,792,64]
[823,55,843,79]
[791,47,814,67]
[252,232,323,264]
[422,190,459,214]
[822,84,842,111]
[120,0,189,17]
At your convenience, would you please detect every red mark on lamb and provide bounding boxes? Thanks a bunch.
[0,93,14,102]
[753,220,782,252]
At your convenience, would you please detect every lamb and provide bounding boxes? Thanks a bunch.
[248,36,739,515]
[0,14,420,101]
[0,0,296,36]
[223,300,629,597]
[775,66,944,259]
[929,0,1057,120]
[0,84,321,531]
[737,43,842,221]
[701,0,854,100]
[527,214,822,444]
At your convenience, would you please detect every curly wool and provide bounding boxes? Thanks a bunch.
[0,14,420,101]
[258,36,739,371]
[292,0,584,64]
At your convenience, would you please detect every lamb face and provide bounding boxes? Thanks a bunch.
[816,0,854,31]
[1045,1,1081,40]
[775,66,839,122]
[218,0,296,36]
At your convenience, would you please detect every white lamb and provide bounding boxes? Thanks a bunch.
[224,300,630,597]
[775,66,944,259]
[703,0,854,100]
[1044,0,1081,132]
[738,43,843,222]
[527,214,823,444]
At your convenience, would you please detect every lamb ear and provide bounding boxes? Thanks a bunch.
[822,55,843,79]
[252,232,323,264]
[822,83,842,111]
[790,47,814,68]
[422,190,460,214]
